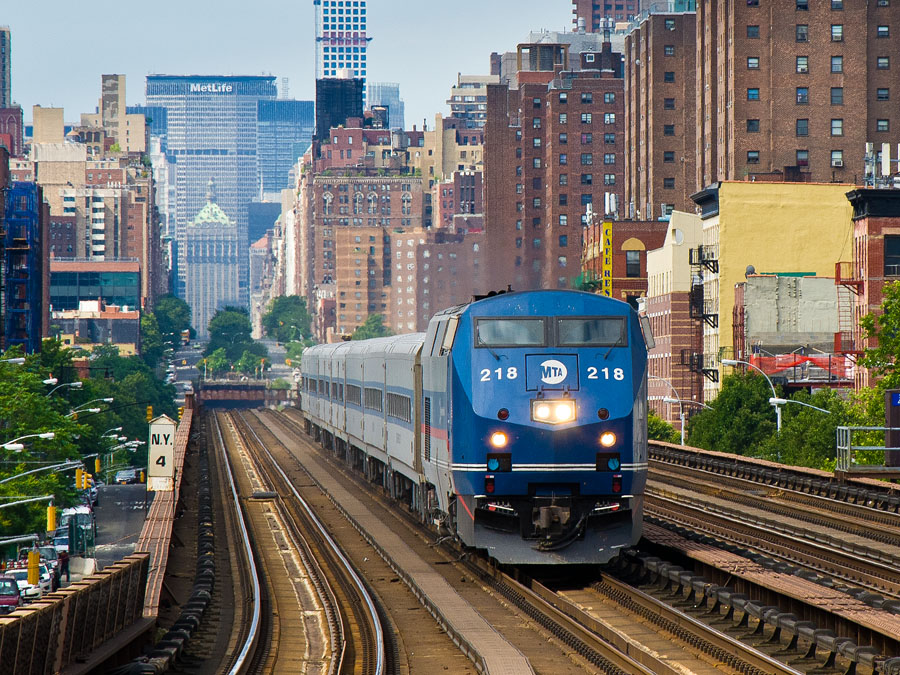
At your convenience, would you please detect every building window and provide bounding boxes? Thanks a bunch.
[747,88,760,101]
[796,24,809,42]
[796,0,808,8]
[796,119,809,136]
[533,117,541,129]
[559,113,568,124]
[748,57,760,69]
[533,97,541,108]
[797,150,809,166]
[664,98,675,109]
[604,173,616,185]
[664,124,675,136]
[877,119,890,132]
[559,174,568,185]
[560,193,568,205]
[559,215,568,226]
[533,137,541,147]
[663,177,675,189]
[582,113,593,124]
[604,92,615,104]
[747,25,760,39]
[559,153,567,165]
[747,150,760,164]
[604,153,616,164]
[878,25,890,38]
[663,71,675,83]
[796,87,809,104]
[581,92,593,104]
[747,119,760,132]
[831,150,844,167]
[885,235,900,275]
[831,24,843,41]
[532,198,541,208]
[581,173,593,184]
[626,250,640,277]
[533,157,542,168]
[795,56,808,73]
[581,194,592,205]
[664,45,675,55]
[581,153,593,165]
[559,92,567,104]
[878,57,890,70]
[604,113,616,124]
[559,132,568,144]
[663,151,675,162]
[830,55,843,73]
[581,132,593,144]
[604,133,615,144]
[665,18,675,29]
[831,0,843,8]
[532,177,542,190]
[831,119,843,136]
[877,88,890,101]
[831,87,844,105]
[559,235,568,247]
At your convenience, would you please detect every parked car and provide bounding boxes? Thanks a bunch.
[6,569,41,602]
[115,468,138,484]
[53,536,69,555]
[0,575,22,614]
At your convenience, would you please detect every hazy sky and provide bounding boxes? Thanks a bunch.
[5,1,572,127]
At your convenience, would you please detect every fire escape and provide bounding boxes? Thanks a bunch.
[683,244,720,382]
[834,261,863,358]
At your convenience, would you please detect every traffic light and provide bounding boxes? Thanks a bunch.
[95,457,101,474]
[146,405,153,422]
[27,551,39,586]
[47,505,57,532]
[75,468,83,490]
[178,406,184,420]
[84,472,91,490]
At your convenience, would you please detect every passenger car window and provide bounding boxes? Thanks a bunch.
[475,318,546,347]
[557,317,627,347]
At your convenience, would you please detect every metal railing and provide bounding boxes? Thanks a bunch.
[835,425,898,472]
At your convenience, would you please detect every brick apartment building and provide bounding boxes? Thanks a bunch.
[696,0,900,188]
[624,12,697,217]
[484,41,625,292]
[572,0,648,27]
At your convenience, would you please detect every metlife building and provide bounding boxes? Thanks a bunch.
[146,75,277,308]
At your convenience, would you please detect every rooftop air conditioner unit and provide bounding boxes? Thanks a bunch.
[832,159,844,167]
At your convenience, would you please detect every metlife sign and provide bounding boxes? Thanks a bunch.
[147,415,177,492]
[189,83,234,94]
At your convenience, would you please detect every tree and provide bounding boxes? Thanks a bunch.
[235,350,268,376]
[261,295,313,343]
[205,348,230,376]
[206,308,256,361]
[153,295,193,348]
[860,280,900,390]
[686,372,777,456]
[756,388,847,467]
[648,410,680,444]
[351,314,393,340]
[140,312,165,368]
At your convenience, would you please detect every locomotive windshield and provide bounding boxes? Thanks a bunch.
[475,318,546,347]
[557,317,627,347]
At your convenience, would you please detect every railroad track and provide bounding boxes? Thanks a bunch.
[222,410,386,674]
[265,407,803,675]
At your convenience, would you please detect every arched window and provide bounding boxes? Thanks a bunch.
[401,192,412,216]
[367,192,378,214]
[354,193,364,214]
[323,192,334,215]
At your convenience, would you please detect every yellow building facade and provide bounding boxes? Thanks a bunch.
[691,181,854,400]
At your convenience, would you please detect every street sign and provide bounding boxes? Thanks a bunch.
[147,415,177,492]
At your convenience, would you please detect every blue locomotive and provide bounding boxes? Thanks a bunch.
[300,289,650,564]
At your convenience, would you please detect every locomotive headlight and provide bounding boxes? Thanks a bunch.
[532,399,576,424]
[490,431,508,448]
[554,401,575,422]
[600,431,617,447]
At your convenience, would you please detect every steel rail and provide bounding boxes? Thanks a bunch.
[238,412,385,675]
[211,412,263,675]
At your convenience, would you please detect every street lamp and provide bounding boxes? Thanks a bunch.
[661,396,712,445]
[45,381,83,397]
[66,408,100,418]
[0,357,25,365]
[101,427,123,437]
[2,432,56,452]
[721,358,782,431]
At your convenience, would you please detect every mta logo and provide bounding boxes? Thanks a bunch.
[540,359,568,385]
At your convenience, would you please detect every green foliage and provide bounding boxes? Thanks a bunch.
[269,378,292,390]
[235,350,268,376]
[204,348,230,376]
[648,410,680,444]
[140,312,165,368]
[285,341,305,363]
[153,295,193,348]
[109,142,121,153]
[351,314,394,340]
[261,295,313,343]
[206,308,263,363]
[686,372,777,456]
[755,389,846,467]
